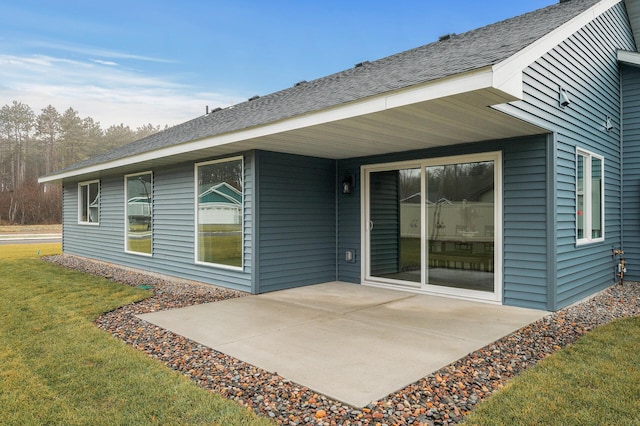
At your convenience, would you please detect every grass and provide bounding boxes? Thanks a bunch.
[127,235,152,254]
[0,243,272,426]
[462,316,640,425]
[198,225,242,267]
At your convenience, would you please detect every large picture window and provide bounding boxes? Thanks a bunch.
[195,157,243,268]
[78,180,99,224]
[576,149,604,244]
[125,172,153,255]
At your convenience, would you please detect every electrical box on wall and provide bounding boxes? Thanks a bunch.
[345,249,356,263]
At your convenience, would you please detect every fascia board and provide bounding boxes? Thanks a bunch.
[617,49,640,66]
[493,0,622,97]
[39,68,504,184]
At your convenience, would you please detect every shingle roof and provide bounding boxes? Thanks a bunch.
[51,0,601,176]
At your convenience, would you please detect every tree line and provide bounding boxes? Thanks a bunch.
[0,100,164,225]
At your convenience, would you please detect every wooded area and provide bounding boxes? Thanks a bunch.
[0,100,163,225]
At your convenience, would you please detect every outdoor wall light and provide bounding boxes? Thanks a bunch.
[605,116,614,132]
[559,87,571,108]
[342,174,354,195]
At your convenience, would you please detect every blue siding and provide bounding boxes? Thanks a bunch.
[498,2,634,309]
[503,138,549,309]
[337,160,362,283]
[255,151,336,292]
[622,64,640,281]
[62,153,254,292]
[338,136,549,309]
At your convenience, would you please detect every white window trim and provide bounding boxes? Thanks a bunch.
[576,148,605,245]
[194,156,244,271]
[360,151,503,304]
[124,171,153,257]
[78,179,100,225]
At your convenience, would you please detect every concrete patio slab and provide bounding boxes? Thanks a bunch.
[138,282,548,407]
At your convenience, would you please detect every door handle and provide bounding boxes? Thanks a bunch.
[369,220,374,231]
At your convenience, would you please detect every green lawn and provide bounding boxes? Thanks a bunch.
[462,315,640,425]
[198,225,242,267]
[0,243,271,426]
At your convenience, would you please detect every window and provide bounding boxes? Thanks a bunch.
[195,157,243,268]
[78,180,100,224]
[125,172,153,255]
[363,151,502,302]
[576,149,604,244]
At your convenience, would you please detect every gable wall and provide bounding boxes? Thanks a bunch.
[622,64,640,281]
[61,152,255,292]
[255,151,337,292]
[498,2,634,309]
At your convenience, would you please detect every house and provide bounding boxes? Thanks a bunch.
[198,182,242,226]
[40,0,640,311]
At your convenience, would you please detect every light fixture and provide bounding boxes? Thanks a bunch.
[605,116,613,132]
[559,87,571,108]
[342,174,354,194]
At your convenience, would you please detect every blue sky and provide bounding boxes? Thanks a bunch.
[0,0,556,128]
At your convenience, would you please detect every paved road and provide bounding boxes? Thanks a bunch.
[0,234,62,245]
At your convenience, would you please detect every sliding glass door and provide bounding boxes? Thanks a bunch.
[364,153,501,301]
[369,168,421,285]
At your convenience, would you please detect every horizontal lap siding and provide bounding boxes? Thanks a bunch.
[499,3,633,309]
[62,153,254,292]
[337,159,363,283]
[63,176,125,257]
[256,151,336,292]
[622,65,640,281]
[503,137,548,309]
[337,137,550,309]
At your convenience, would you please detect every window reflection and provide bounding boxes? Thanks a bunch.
[196,158,243,267]
[126,173,152,254]
[426,161,494,292]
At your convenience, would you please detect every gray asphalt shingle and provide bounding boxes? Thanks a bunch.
[51,0,601,176]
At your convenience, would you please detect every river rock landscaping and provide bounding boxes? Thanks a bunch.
[45,254,640,425]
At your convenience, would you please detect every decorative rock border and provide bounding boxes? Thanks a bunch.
[45,254,640,425]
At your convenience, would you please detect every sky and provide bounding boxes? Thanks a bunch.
[0,0,557,129]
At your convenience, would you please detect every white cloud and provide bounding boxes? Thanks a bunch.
[0,53,242,128]
[29,40,175,63]
[92,59,118,66]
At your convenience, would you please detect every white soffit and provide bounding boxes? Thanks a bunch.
[39,69,520,183]
[624,0,640,47]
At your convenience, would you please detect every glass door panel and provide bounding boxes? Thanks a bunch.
[425,161,494,292]
[369,168,421,284]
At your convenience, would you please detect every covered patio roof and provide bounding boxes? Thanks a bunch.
[39,0,610,184]
[40,77,545,183]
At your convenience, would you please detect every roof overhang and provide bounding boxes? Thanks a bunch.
[40,0,620,184]
[40,67,545,183]
[618,49,640,66]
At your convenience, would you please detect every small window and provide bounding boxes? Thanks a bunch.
[78,180,100,224]
[125,172,153,255]
[195,157,243,269]
[576,149,604,244]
